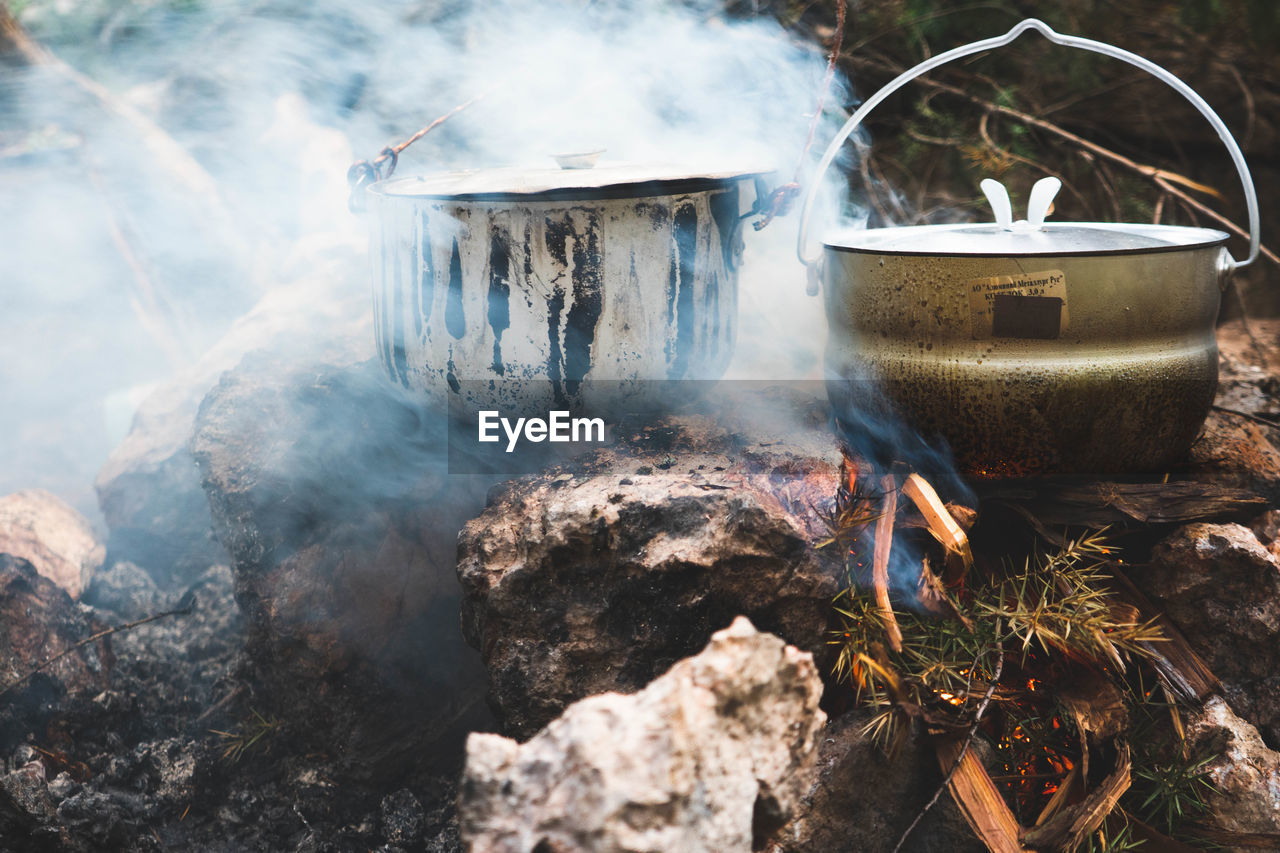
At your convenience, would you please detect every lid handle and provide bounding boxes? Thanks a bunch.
[979,176,1059,230]
[980,179,1014,228]
[796,18,1260,279]
[1026,176,1061,229]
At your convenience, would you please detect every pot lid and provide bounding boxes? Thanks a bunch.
[825,177,1229,257]
[825,221,1231,257]
[369,158,771,201]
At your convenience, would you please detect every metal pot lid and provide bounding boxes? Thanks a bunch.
[369,159,771,202]
[824,221,1230,258]
[825,178,1227,257]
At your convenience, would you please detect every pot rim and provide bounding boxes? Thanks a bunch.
[368,164,772,203]
[823,221,1230,259]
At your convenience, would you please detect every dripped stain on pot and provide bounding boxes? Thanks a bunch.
[416,210,434,334]
[706,270,720,364]
[634,200,670,231]
[446,237,466,340]
[446,352,460,393]
[544,212,603,393]
[546,282,565,388]
[522,223,536,309]
[667,201,698,379]
[564,214,602,391]
[391,230,409,387]
[376,218,390,378]
[488,230,511,375]
[707,187,740,271]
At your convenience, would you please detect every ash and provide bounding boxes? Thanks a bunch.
[1,562,460,852]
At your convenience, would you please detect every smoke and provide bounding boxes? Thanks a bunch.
[0,0,863,523]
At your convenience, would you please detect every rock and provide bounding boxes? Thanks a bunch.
[458,387,843,739]
[1190,322,1280,503]
[459,617,825,853]
[777,712,984,853]
[1141,523,1280,747]
[1188,696,1280,838]
[0,759,57,846]
[1251,509,1280,560]
[380,789,425,846]
[95,248,371,586]
[0,554,112,754]
[0,490,104,598]
[191,354,493,780]
[82,561,163,620]
[1187,414,1280,504]
[93,376,228,587]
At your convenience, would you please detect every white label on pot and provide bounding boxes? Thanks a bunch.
[966,269,1068,340]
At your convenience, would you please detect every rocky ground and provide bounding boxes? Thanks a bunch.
[0,320,1278,852]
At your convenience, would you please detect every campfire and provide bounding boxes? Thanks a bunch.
[822,452,1256,851]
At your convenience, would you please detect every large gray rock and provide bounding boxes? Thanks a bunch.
[1141,523,1280,747]
[459,616,825,853]
[0,490,104,599]
[96,249,370,586]
[458,389,843,739]
[1188,697,1280,839]
[191,354,493,780]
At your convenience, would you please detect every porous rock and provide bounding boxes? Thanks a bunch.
[0,554,111,754]
[1190,322,1280,503]
[0,489,104,599]
[1142,523,1280,747]
[1188,696,1280,837]
[191,354,492,779]
[459,616,825,853]
[458,388,842,739]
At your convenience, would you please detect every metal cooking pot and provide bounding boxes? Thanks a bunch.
[798,19,1261,477]
[366,161,768,411]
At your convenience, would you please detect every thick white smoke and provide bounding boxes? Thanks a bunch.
[0,0,859,520]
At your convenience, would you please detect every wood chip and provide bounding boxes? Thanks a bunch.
[978,480,1266,529]
[1023,742,1131,851]
[1034,763,1082,828]
[934,736,1024,853]
[902,473,974,578]
[873,472,903,652]
[1106,567,1220,701]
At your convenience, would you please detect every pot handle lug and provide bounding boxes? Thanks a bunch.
[1217,246,1237,291]
[796,18,1261,274]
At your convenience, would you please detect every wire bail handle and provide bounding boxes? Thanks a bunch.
[796,18,1260,276]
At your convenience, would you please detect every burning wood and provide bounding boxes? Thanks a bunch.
[872,472,903,652]
[1034,763,1082,828]
[902,472,974,578]
[1023,743,1132,850]
[824,457,1242,853]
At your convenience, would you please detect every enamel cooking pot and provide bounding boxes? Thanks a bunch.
[366,161,768,412]
[798,19,1262,477]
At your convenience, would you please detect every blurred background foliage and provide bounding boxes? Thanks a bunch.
[5,0,1277,315]
[734,0,1280,315]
